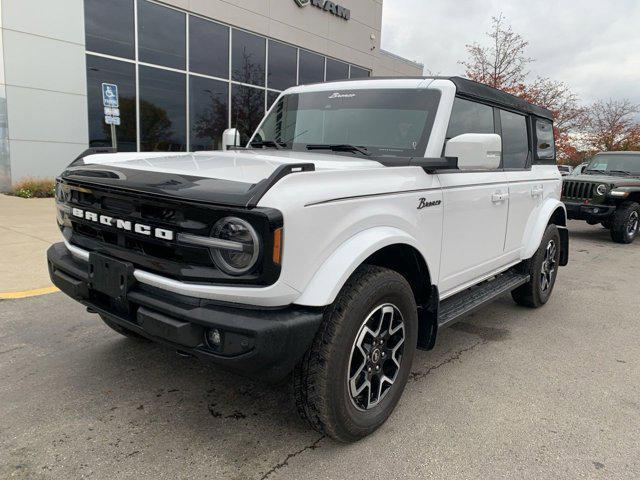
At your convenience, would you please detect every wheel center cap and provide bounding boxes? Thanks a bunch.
[371,348,381,364]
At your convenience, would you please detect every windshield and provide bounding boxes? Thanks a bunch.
[251,89,441,158]
[586,154,640,175]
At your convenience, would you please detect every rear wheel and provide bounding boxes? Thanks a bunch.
[512,224,561,308]
[293,265,418,443]
[610,202,640,244]
[100,315,149,341]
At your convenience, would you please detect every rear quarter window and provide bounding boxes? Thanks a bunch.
[535,119,555,162]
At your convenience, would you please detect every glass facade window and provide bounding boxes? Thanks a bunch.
[232,84,265,144]
[267,91,280,111]
[350,66,370,79]
[138,0,186,69]
[86,56,137,151]
[189,16,229,79]
[84,0,135,59]
[139,66,186,151]
[232,29,266,87]
[268,41,297,91]
[190,76,229,151]
[298,50,325,85]
[325,59,349,81]
[84,1,371,152]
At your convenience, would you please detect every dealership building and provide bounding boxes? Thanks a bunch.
[0,0,422,190]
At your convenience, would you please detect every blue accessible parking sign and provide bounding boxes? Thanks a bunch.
[101,83,119,108]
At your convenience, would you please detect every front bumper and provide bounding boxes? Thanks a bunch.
[47,242,323,382]
[563,201,616,222]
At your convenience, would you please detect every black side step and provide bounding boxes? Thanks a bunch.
[437,270,530,328]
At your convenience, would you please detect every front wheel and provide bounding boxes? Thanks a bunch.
[293,265,418,443]
[512,224,561,308]
[610,202,640,244]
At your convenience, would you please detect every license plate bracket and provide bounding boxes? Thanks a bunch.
[88,253,135,298]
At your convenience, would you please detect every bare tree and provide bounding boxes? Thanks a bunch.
[585,99,640,152]
[460,14,533,90]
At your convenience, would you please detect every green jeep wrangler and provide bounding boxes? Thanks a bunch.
[562,151,640,244]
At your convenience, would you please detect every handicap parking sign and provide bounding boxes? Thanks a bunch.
[101,83,119,108]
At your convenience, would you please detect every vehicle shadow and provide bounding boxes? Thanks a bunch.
[67,298,518,478]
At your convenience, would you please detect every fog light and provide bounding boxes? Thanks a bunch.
[593,208,600,214]
[207,329,222,347]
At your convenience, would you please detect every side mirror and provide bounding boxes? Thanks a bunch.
[444,133,501,170]
[222,128,240,150]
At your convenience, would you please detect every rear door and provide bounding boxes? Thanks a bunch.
[501,109,539,258]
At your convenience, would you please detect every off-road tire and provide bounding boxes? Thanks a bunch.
[293,265,418,443]
[610,202,640,244]
[100,315,150,341]
[512,224,561,308]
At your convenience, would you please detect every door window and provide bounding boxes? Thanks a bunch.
[500,110,529,169]
[446,98,494,139]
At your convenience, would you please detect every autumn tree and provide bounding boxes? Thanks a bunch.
[510,78,587,162]
[584,99,640,152]
[459,14,586,163]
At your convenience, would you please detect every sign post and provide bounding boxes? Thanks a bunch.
[101,83,120,150]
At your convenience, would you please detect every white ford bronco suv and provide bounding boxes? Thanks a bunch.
[48,77,568,442]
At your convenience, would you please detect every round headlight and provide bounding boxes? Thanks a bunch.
[596,184,608,196]
[210,217,260,275]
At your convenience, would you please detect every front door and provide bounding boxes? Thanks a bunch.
[438,171,509,296]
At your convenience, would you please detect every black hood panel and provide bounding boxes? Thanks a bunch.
[61,160,314,208]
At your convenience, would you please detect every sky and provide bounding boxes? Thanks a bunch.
[380,0,640,111]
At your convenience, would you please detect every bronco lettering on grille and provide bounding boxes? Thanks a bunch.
[71,207,174,241]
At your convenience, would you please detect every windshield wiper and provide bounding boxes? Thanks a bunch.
[249,140,285,149]
[608,170,633,176]
[306,144,371,156]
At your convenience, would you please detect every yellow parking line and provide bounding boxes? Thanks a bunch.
[0,286,59,300]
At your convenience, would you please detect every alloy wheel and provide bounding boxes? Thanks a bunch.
[540,239,557,293]
[627,211,639,237]
[348,304,405,411]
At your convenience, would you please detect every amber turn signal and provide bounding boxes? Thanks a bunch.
[272,228,283,265]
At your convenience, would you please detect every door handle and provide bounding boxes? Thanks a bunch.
[531,185,544,197]
[491,192,508,203]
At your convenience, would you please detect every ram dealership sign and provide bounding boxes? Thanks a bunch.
[294,0,350,21]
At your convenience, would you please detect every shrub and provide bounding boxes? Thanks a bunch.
[10,178,56,199]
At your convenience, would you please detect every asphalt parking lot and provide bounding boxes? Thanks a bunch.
[1,220,639,480]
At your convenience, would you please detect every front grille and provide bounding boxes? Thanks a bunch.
[562,181,596,201]
[56,180,282,286]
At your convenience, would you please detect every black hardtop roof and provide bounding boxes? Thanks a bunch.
[324,75,554,121]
